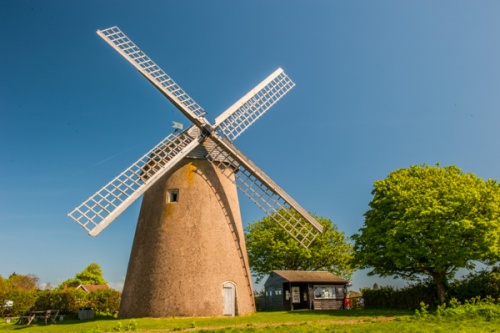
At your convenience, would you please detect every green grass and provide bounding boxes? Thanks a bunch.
[0,309,498,333]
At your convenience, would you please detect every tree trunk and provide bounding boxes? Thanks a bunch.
[431,272,447,304]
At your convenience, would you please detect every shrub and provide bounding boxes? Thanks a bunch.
[361,282,436,309]
[87,289,121,314]
[449,267,500,302]
[0,290,38,316]
[362,267,500,310]
[0,288,121,316]
[34,289,88,314]
[416,296,500,321]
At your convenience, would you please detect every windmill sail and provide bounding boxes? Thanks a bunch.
[207,137,323,247]
[68,128,200,236]
[214,68,295,142]
[97,27,208,128]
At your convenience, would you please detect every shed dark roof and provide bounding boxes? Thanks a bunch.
[270,270,348,283]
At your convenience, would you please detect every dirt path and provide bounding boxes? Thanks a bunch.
[114,316,397,333]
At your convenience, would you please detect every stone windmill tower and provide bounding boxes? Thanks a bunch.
[69,26,323,318]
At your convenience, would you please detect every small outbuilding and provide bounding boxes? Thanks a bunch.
[75,284,109,293]
[262,270,349,311]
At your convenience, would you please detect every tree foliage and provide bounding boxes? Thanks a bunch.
[58,263,108,289]
[353,164,500,303]
[245,210,355,283]
[0,273,40,292]
[8,273,40,291]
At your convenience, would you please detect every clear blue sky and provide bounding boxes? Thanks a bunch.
[1,1,500,291]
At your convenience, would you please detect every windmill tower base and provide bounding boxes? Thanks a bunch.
[119,158,255,318]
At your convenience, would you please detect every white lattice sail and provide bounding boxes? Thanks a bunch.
[214,68,295,142]
[97,26,207,127]
[68,128,199,236]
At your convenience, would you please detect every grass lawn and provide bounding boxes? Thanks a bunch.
[0,309,498,333]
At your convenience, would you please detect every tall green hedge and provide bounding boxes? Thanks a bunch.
[361,267,500,310]
[449,267,500,302]
[85,289,121,314]
[361,283,436,309]
[34,289,88,314]
[0,289,121,317]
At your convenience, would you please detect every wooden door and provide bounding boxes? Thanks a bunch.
[223,282,236,316]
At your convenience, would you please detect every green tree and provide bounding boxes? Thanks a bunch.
[0,275,7,292]
[245,210,355,283]
[7,273,39,290]
[352,164,500,303]
[58,263,108,289]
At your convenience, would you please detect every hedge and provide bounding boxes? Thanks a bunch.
[0,289,121,317]
[361,267,500,310]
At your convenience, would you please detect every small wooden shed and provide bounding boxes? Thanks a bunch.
[262,270,348,311]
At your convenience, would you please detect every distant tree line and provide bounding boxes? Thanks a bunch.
[0,263,120,317]
[0,273,40,292]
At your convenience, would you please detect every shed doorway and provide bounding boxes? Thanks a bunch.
[223,282,236,316]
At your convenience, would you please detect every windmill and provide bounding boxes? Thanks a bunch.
[69,26,324,318]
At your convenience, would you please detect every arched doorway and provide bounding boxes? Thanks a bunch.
[222,282,236,316]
